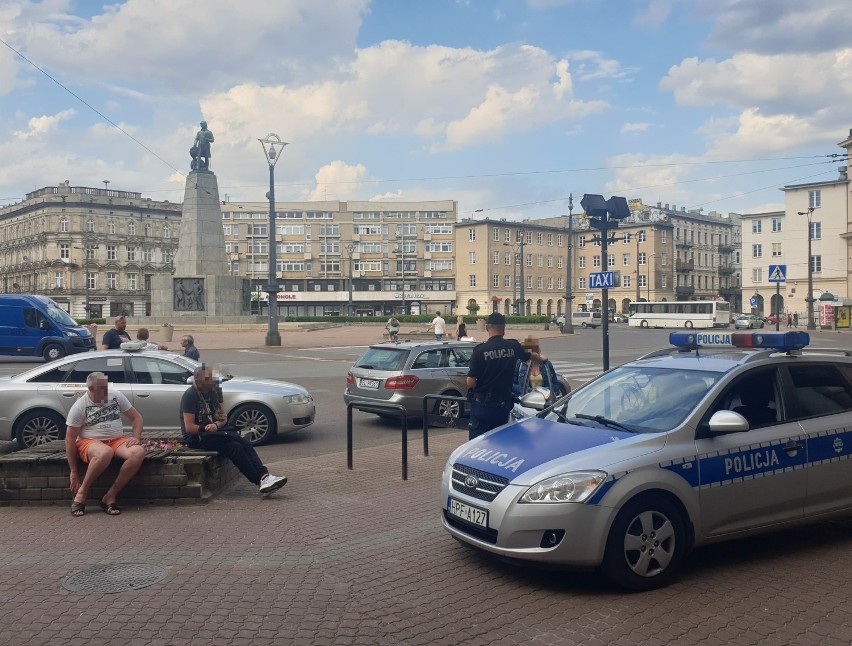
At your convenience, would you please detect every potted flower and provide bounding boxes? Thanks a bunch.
[161,322,174,342]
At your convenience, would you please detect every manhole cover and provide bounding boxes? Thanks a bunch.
[63,563,168,593]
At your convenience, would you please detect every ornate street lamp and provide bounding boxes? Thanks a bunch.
[503,229,526,316]
[563,194,574,334]
[258,134,288,346]
[797,208,817,330]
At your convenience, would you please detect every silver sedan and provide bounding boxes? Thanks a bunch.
[0,349,315,448]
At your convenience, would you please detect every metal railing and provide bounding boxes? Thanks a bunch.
[422,394,470,457]
[346,401,410,480]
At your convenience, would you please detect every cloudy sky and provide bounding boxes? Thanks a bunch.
[1,0,850,220]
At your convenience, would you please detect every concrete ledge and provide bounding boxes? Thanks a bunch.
[0,439,240,507]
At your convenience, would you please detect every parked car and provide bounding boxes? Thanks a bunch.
[345,340,570,421]
[442,330,852,590]
[552,312,602,328]
[0,348,315,448]
[734,314,765,329]
[610,313,628,323]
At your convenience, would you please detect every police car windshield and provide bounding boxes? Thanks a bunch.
[547,365,720,433]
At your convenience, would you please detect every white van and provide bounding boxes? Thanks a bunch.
[553,311,602,328]
[571,311,602,328]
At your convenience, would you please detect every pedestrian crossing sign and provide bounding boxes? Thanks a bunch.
[768,264,786,283]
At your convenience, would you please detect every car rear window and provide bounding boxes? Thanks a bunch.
[355,348,409,371]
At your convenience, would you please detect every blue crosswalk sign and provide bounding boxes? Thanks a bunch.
[768,264,787,283]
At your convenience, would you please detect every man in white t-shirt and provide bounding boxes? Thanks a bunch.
[65,372,145,517]
[427,312,446,340]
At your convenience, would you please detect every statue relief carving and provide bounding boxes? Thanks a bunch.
[189,121,214,170]
[174,278,205,311]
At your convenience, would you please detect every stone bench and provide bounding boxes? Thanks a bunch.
[0,437,240,507]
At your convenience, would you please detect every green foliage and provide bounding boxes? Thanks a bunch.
[75,318,106,325]
[283,314,551,325]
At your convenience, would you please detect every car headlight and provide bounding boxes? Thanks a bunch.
[65,330,80,337]
[519,471,607,504]
[284,393,312,404]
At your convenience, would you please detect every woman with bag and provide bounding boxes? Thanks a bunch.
[511,337,563,401]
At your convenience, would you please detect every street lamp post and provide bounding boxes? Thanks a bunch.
[504,230,525,316]
[345,243,356,322]
[798,207,817,330]
[635,230,645,303]
[647,253,657,302]
[258,134,288,347]
[563,194,574,334]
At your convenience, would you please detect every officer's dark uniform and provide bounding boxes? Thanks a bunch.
[467,313,531,440]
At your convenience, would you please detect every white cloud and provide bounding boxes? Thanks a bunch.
[303,160,371,201]
[633,0,676,27]
[621,122,653,134]
[567,50,636,81]
[13,109,75,140]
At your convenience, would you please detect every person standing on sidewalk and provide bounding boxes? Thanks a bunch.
[427,311,447,340]
[466,312,547,440]
[180,365,287,495]
[101,315,131,350]
[180,334,201,360]
[66,372,145,516]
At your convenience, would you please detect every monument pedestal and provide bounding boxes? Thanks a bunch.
[150,169,251,320]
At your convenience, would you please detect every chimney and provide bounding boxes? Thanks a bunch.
[664,203,669,210]
[682,206,686,212]
[840,166,849,181]
[656,202,661,208]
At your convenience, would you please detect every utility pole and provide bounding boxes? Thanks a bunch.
[563,194,574,334]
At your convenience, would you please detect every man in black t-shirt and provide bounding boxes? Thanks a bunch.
[101,316,131,350]
[466,312,547,440]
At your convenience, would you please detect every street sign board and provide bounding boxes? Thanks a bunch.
[750,296,758,307]
[585,293,594,304]
[768,264,787,283]
[589,271,618,289]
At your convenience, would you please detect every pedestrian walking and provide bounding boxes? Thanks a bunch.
[466,312,547,440]
[427,311,446,340]
[180,335,200,360]
[793,312,799,328]
[787,313,793,328]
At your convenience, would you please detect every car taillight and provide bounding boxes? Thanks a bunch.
[385,375,419,390]
[346,371,354,385]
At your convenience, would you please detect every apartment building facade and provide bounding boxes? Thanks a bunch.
[0,182,180,318]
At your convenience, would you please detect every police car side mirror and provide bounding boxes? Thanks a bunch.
[707,410,749,434]
[519,390,548,411]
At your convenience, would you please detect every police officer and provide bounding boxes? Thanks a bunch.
[466,312,548,440]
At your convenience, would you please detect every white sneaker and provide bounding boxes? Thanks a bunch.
[259,474,288,494]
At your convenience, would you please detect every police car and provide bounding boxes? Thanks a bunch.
[441,331,852,590]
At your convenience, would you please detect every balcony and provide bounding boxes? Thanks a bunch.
[719,286,740,298]
[676,260,695,273]
[719,243,736,253]
[675,285,695,297]
[718,264,735,276]
[675,240,693,249]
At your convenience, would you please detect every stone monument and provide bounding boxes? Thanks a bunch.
[150,122,251,320]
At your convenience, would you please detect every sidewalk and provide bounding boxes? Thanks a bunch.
[137,322,569,351]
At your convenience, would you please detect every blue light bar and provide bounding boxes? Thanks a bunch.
[669,331,809,351]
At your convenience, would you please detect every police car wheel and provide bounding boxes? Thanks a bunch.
[601,494,687,591]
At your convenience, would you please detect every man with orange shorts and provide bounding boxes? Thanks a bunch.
[65,371,145,516]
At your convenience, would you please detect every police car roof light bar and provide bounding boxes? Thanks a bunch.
[668,331,810,353]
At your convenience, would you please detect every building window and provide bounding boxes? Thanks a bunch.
[660,230,667,243]
[143,248,154,262]
[810,221,821,240]
[493,228,500,241]
[578,236,586,248]
[504,252,512,266]
[109,221,116,234]
[127,273,137,290]
[107,245,117,260]
[525,253,532,267]
[547,277,553,289]
[752,220,762,234]
[639,275,647,288]
[557,234,563,247]
[468,251,476,265]
[809,190,821,209]
[772,218,782,232]
[492,274,499,287]
[468,229,476,242]
[593,255,601,268]
[812,256,822,273]
[537,255,543,268]
[60,218,68,232]
[578,257,586,268]
[164,224,171,238]
[144,223,151,237]
[469,274,476,287]
[60,244,69,260]
[127,247,137,261]
[128,222,136,235]
[624,275,631,288]
[752,244,762,258]
[87,272,96,290]
[547,233,553,246]
[547,255,553,268]
[537,276,543,289]
[54,272,63,288]
[623,254,630,266]
[87,220,94,233]
[639,252,646,266]
[772,243,782,257]
[537,232,543,245]
[107,273,117,289]
[504,275,510,288]
[492,251,500,265]
[504,229,511,243]
[752,268,762,282]
[579,278,586,289]
[608,255,615,267]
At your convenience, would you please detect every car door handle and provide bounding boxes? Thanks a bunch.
[61,392,76,398]
[136,393,151,398]
[783,440,804,456]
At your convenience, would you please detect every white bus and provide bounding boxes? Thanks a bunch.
[628,300,731,329]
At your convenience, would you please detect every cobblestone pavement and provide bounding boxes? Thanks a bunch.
[4,431,852,645]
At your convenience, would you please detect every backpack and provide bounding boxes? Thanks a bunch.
[389,318,399,329]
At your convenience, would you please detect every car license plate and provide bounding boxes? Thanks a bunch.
[447,497,488,528]
[359,378,380,389]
